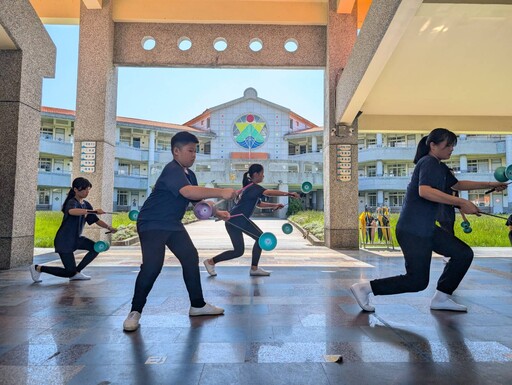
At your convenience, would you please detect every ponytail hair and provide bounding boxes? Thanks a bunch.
[62,177,92,212]
[242,163,264,187]
[413,128,457,164]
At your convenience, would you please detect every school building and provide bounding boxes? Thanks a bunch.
[37,87,511,216]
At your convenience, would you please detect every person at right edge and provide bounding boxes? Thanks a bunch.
[350,128,508,313]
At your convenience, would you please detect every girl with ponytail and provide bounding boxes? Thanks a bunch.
[204,163,300,277]
[351,128,508,312]
[29,177,117,283]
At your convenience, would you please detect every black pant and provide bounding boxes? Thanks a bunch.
[212,216,263,267]
[370,226,473,296]
[438,221,455,236]
[130,230,205,313]
[40,237,98,278]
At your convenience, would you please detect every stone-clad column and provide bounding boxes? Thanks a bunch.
[0,1,56,269]
[73,0,117,242]
[323,0,358,248]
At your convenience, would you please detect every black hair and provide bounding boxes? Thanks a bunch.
[171,131,199,151]
[413,128,457,164]
[62,177,92,212]
[242,163,264,187]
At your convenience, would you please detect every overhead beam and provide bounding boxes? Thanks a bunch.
[30,0,328,25]
[337,0,356,13]
[83,0,103,10]
[359,115,512,134]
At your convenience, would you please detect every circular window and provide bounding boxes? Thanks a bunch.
[178,37,192,51]
[249,38,263,52]
[232,113,268,150]
[284,39,298,53]
[213,38,228,52]
[141,36,156,51]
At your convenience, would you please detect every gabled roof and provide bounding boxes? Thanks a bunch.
[184,88,319,129]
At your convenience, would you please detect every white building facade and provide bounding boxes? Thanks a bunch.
[37,88,511,215]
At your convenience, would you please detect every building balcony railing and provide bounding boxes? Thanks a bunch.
[359,147,415,163]
[37,171,72,188]
[115,144,149,162]
[114,174,148,190]
[39,137,73,156]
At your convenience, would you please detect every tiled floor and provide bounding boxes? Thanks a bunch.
[1,220,511,384]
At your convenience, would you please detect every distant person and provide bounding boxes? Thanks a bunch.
[29,177,117,283]
[123,131,238,332]
[203,163,299,277]
[506,214,512,246]
[350,128,508,313]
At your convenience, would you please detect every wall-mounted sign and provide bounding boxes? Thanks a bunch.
[336,144,351,181]
[80,141,96,173]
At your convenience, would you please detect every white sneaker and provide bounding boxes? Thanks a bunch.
[189,302,224,317]
[203,260,217,276]
[69,272,91,281]
[250,267,271,276]
[29,265,42,283]
[430,290,467,312]
[350,282,375,312]
[123,311,141,332]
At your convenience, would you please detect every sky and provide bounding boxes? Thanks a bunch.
[42,25,325,126]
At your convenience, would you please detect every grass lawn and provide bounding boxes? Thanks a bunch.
[34,210,198,247]
[289,211,511,247]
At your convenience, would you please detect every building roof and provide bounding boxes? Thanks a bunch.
[184,88,319,129]
[41,106,210,135]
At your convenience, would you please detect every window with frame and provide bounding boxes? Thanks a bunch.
[157,137,171,151]
[367,165,376,177]
[444,161,460,173]
[366,137,377,148]
[387,135,406,148]
[117,190,129,206]
[387,163,407,177]
[467,159,488,173]
[118,162,130,175]
[204,141,211,155]
[368,193,377,207]
[491,159,503,172]
[40,127,53,140]
[38,158,52,172]
[407,134,416,147]
[469,190,490,207]
[388,192,405,207]
[38,189,50,205]
[467,160,478,173]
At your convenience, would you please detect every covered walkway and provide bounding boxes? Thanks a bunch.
[1,219,511,384]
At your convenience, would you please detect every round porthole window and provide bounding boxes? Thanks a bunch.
[141,36,156,51]
[178,37,192,51]
[249,38,263,52]
[284,39,298,53]
[214,38,228,52]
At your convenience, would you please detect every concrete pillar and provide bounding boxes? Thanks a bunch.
[0,1,56,269]
[376,133,383,147]
[312,136,318,152]
[460,155,468,173]
[277,183,288,219]
[73,0,117,242]
[377,190,384,206]
[376,160,383,177]
[324,0,358,249]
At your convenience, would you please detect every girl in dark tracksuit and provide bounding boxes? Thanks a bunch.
[29,177,117,282]
[350,128,508,312]
[203,163,300,277]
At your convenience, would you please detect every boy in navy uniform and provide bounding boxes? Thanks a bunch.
[124,131,237,332]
